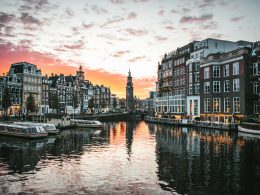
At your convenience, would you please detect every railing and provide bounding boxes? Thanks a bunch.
[145,116,238,130]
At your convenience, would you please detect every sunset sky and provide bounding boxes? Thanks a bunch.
[0,0,260,98]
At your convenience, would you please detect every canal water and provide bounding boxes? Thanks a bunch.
[0,121,259,194]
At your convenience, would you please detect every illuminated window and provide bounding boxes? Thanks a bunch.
[233,97,240,113]
[204,98,210,113]
[213,98,220,112]
[224,98,230,113]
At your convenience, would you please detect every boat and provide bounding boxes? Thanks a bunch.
[70,119,103,128]
[0,123,48,139]
[238,125,260,135]
[14,122,59,135]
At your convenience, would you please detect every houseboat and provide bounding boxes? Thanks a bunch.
[0,123,48,139]
[70,119,103,128]
[15,122,59,135]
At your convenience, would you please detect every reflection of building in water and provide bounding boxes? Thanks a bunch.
[154,126,247,194]
[125,120,137,158]
[0,137,47,173]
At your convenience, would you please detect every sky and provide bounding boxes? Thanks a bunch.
[0,0,260,98]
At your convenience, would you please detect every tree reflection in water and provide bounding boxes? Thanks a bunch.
[153,123,260,194]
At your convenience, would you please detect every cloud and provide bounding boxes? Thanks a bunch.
[170,9,178,14]
[65,8,74,17]
[19,0,57,13]
[101,16,124,27]
[127,12,137,19]
[110,0,124,4]
[230,16,244,22]
[97,33,129,41]
[182,8,191,13]
[197,0,215,8]
[211,33,223,39]
[128,55,146,63]
[91,5,108,15]
[154,36,168,41]
[111,50,130,58]
[125,28,148,36]
[19,12,42,25]
[63,40,85,50]
[0,12,15,24]
[165,26,175,30]
[199,21,218,30]
[82,22,95,29]
[180,14,213,24]
[158,10,164,16]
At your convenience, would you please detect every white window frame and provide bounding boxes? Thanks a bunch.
[224,80,230,92]
[224,64,229,77]
[204,98,210,113]
[213,81,220,93]
[233,97,240,113]
[213,66,220,78]
[253,82,259,94]
[233,78,240,92]
[213,98,221,112]
[233,62,239,75]
[204,67,210,79]
[204,82,210,93]
[224,97,230,113]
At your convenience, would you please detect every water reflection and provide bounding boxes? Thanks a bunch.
[153,123,260,194]
[0,121,259,194]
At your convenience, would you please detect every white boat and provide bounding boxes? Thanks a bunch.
[238,125,260,135]
[14,122,59,135]
[0,123,48,139]
[70,119,103,128]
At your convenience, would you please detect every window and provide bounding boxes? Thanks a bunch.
[194,100,198,116]
[213,98,220,112]
[204,67,210,79]
[194,84,200,94]
[254,101,259,114]
[224,80,230,92]
[224,98,230,113]
[189,63,192,72]
[204,98,210,112]
[194,63,199,71]
[233,62,239,75]
[213,66,220,78]
[233,79,240,92]
[189,73,192,83]
[213,81,220,93]
[253,63,259,75]
[253,82,259,94]
[194,72,199,82]
[224,64,229,77]
[189,84,193,94]
[233,97,240,113]
[204,82,210,93]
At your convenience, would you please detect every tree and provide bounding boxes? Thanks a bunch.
[113,97,117,109]
[50,93,59,114]
[2,87,11,117]
[26,93,36,114]
[88,97,94,113]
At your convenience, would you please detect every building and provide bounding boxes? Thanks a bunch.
[200,47,257,122]
[156,42,194,118]
[40,75,50,115]
[186,38,251,118]
[110,93,120,110]
[252,42,260,117]
[9,62,43,114]
[126,70,134,111]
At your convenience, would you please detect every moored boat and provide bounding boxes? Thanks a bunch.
[14,122,59,135]
[70,119,103,128]
[0,123,48,139]
[238,124,260,135]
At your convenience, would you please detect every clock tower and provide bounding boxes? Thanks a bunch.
[126,69,134,111]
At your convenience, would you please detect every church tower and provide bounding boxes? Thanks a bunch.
[76,65,85,82]
[126,69,134,111]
